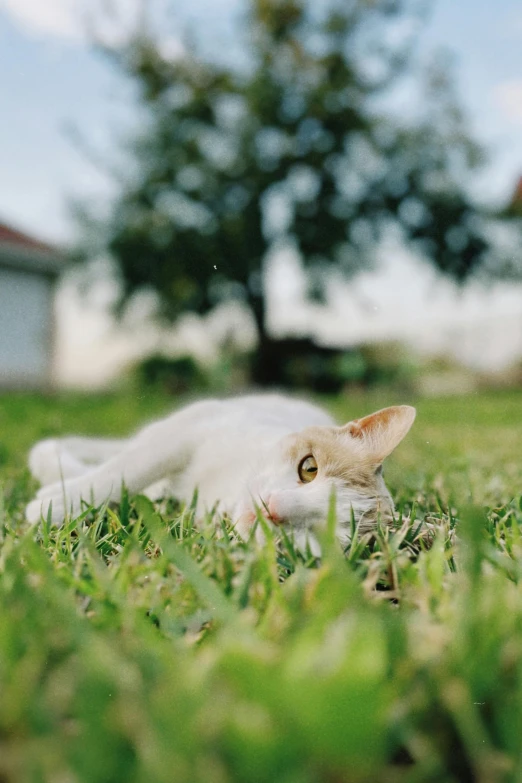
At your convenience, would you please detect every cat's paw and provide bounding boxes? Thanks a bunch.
[26,496,65,526]
[28,439,62,485]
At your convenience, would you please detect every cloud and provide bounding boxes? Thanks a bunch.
[0,0,186,55]
[0,0,148,44]
[493,81,522,126]
[0,0,82,40]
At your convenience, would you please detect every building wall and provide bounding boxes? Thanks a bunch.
[0,266,53,387]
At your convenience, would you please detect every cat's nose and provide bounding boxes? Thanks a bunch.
[267,496,284,526]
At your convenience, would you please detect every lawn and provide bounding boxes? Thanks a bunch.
[1,388,522,782]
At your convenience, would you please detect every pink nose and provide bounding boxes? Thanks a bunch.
[267,496,283,525]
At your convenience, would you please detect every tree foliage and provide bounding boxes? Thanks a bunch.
[81,0,517,349]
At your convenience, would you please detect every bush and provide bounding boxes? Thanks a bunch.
[134,354,208,394]
[251,338,416,392]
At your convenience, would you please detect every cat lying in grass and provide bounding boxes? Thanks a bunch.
[26,395,415,551]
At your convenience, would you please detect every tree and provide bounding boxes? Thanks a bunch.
[79,0,519,383]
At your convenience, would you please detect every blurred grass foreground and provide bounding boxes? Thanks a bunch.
[1,388,522,782]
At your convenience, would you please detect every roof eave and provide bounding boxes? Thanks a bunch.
[0,240,66,277]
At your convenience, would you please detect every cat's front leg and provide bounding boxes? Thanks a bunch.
[26,399,223,525]
[26,470,118,524]
[25,419,183,525]
[26,494,67,526]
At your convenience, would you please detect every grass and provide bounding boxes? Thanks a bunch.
[1,388,522,782]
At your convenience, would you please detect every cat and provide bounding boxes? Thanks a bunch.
[26,395,416,552]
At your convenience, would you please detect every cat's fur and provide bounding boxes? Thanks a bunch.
[26,395,415,551]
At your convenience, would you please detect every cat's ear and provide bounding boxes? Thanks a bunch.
[342,405,416,462]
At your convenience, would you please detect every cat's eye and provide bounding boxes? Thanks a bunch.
[298,455,318,483]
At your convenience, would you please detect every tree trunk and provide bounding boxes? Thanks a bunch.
[247,291,349,391]
[247,292,281,387]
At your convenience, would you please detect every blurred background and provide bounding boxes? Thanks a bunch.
[1,0,522,399]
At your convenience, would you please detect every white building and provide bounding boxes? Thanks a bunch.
[0,222,64,388]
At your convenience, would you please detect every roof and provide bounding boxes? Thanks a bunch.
[0,221,64,276]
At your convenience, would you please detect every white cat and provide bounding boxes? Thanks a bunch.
[26,395,415,551]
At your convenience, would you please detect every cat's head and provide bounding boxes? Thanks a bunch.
[236,405,416,549]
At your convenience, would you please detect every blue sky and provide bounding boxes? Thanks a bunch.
[1,0,522,245]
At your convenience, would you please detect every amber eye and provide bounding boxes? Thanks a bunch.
[298,455,318,483]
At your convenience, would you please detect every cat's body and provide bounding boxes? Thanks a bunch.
[26,394,415,550]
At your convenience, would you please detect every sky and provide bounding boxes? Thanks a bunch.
[1,0,522,386]
[1,0,522,244]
